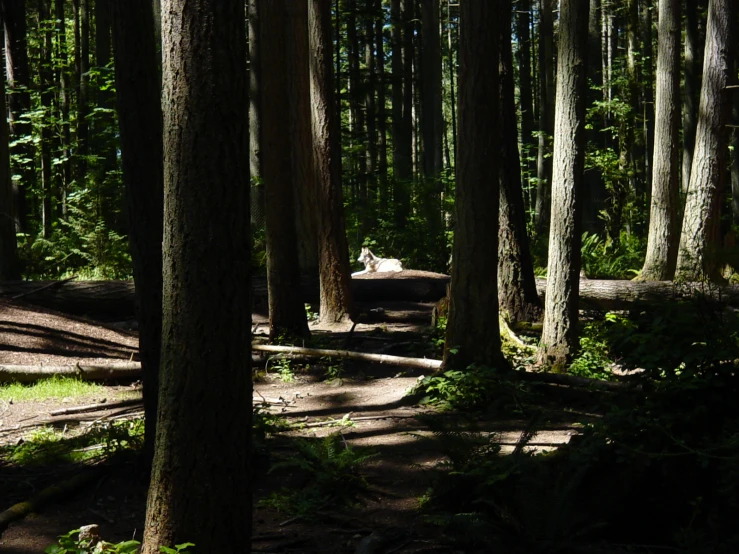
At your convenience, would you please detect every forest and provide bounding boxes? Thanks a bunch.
[0,0,739,552]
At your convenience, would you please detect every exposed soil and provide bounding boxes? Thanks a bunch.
[0,296,577,553]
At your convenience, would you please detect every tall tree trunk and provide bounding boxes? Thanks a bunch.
[537,0,589,371]
[639,0,680,281]
[76,0,90,185]
[732,57,739,227]
[497,0,542,325]
[261,0,310,340]
[419,0,443,244]
[346,0,366,206]
[641,0,655,202]
[248,0,265,230]
[675,0,734,282]
[0,40,19,280]
[38,0,54,238]
[141,0,251,549]
[582,0,606,234]
[444,0,505,371]
[516,0,534,184]
[682,0,703,194]
[364,8,377,232]
[309,0,356,326]
[287,0,319,275]
[55,0,72,219]
[375,0,388,211]
[94,0,118,214]
[391,0,411,226]
[110,0,164,464]
[2,0,33,232]
[398,0,414,224]
[534,0,554,235]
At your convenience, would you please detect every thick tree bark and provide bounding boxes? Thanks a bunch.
[444,0,505,371]
[497,0,542,325]
[2,0,33,232]
[0,43,19,280]
[111,0,164,464]
[309,0,356,326]
[287,0,319,275]
[675,0,734,282]
[537,0,589,371]
[732,58,739,227]
[142,0,251,550]
[261,0,310,340]
[639,0,680,281]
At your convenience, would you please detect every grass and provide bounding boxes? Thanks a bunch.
[0,376,106,402]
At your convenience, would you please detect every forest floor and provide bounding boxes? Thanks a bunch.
[0,295,580,553]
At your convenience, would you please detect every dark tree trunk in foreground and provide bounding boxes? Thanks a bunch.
[309,0,356,326]
[262,0,310,339]
[497,0,542,324]
[111,0,164,463]
[639,0,680,281]
[142,0,251,550]
[537,0,589,371]
[0,44,19,280]
[248,0,265,229]
[675,0,734,282]
[444,0,505,371]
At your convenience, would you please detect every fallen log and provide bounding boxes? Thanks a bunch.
[49,397,142,416]
[0,362,142,383]
[3,276,738,317]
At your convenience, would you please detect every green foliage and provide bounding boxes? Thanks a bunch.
[567,320,614,380]
[580,231,644,279]
[1,418,144,467]
[0,376,106,401]
[260,433,377,518]
[267,356,295,382]
[45,529,193,554]
[416,364,527,414]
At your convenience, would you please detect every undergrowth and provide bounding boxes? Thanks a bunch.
[259,433,376,518]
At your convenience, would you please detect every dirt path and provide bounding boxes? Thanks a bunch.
[0,298,576,553]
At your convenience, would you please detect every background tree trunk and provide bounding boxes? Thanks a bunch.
[248,0,265,231]
[309,0,356,326]
[2,0,34,232]
[142,0,251,550]
[262,0,310,340]
[639,0,680,281]
[110,0,164,464]
[534,0,554,235]
[675,0,734,282]
[497,0,542,325]
[538,0,589,371]
[0,41,19,280]
[681,0,703,194]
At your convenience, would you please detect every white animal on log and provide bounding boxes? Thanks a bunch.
[352,247,403,276]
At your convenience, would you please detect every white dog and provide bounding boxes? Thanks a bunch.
[352,247,403,276]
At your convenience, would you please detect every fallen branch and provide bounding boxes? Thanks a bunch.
[49,398,142,416]
[0,362,142,383]
[11,275,78,301]
[0,467,104,533]
[252,344,443,371]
